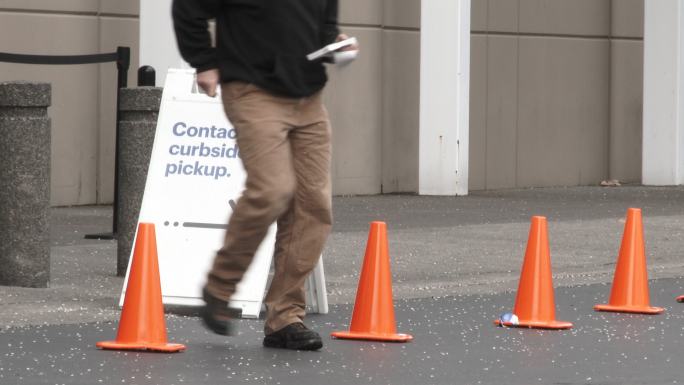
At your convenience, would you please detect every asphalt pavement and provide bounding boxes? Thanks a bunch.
[1,186,684,384]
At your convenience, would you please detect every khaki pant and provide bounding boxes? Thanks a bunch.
[205,82,333,334]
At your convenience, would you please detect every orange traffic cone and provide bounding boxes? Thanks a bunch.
[594,208,664,314]
[331,221,413,342]
[495,216,573,329]
[97,223,186,352]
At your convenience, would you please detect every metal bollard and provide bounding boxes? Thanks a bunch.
[137,65,156,87]
[0,81,51,287]
[116,87,162,276]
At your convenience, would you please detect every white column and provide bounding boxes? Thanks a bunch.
[643,0,684,185]
[140,0,188,86]
[419,0,471,195]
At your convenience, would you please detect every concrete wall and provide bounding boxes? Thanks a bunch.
[2,0,644,200]
[0,0,139,206]
[2,0,417,202]
[470,0,644,190]
[325,0,421,195]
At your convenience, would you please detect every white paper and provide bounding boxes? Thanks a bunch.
[307,37,358,61]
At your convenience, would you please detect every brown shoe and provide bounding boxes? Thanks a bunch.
[263,322,323,350]
[201,287,233,336]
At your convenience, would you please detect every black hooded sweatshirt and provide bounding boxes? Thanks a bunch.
[172,0,339,98]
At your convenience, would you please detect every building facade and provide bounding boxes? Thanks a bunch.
[470,0,644,190]
[3,0,678,207]
[0,0,140,206]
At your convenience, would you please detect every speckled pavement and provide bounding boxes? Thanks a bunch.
[1,278,683,385]
[1,186,684,384]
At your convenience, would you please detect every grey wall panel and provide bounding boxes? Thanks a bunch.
[325,28,383,195]
[471,0,487,31]
[0,13,101,205]
[383,0,420,29]
[339,0,382,25]
[516,37,609,187]
[328,2,422,195]
[610,40,643,183]
[469,35,487,191]
[611,0,644,38]
[0,0,98,13]
[100,0,140,15]
[488,0,519,33]
[381,30,420,193]
[485,36,518,189]
[98,17,140,204]
[471,0,643,191]
[519,0,610,36]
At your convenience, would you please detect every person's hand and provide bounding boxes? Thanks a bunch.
[196,68,220,97]
[336,34,359,52]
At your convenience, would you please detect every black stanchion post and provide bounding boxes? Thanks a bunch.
[114,47,130,235]
[85,46,130,240]
[138,65,156,87]
[117,47,130,89]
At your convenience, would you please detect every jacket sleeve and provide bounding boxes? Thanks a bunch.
[323,0,340,45]
[172,0,220,72]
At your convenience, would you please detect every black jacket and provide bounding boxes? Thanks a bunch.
[172,0,339,97]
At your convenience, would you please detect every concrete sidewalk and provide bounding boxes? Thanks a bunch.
[1,186,684,329]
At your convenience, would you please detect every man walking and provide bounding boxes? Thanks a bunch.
[172,0,354,351]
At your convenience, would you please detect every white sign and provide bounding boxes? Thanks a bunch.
[121,69,328,317]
